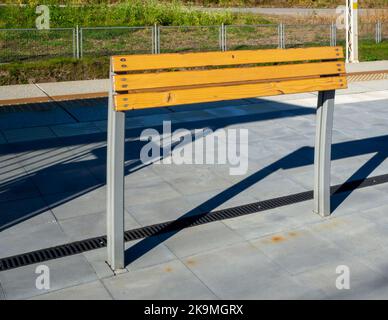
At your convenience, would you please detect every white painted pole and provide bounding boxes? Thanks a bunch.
[346,0,359,63]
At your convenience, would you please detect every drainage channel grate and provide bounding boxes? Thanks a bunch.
[1,173,388,272]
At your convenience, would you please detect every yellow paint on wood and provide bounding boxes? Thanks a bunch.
[113,61,346,91]
[112,47,344,72]
[114,76,347,111]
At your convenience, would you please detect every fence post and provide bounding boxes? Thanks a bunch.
[220,23,226,51]
[152,25,155,53]
[80,27,83,58]
[72,27,76,58]
[278,23,282,48]
[75,25,80,59]
[152,24,160,54]
[376,21,382,43]
[330,22,337,46]
[281,23,285,48]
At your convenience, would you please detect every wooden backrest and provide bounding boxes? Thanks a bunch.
[111,46,347,111]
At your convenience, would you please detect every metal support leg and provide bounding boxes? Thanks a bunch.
[314,90,335,217]
[107,64,126,271]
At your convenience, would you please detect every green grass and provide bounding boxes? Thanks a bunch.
[0,57,109,85]
[360,40,388,61]
[0,1,270,29]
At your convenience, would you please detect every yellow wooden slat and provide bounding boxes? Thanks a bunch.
[113,61,345,91]
[112,47,344,72]
[114,76,347,111]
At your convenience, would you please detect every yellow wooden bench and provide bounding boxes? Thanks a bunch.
[106,46,347,270]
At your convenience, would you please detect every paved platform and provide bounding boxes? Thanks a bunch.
[0,79,388,299]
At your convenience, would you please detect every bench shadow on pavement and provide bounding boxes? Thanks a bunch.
[0,99,386,266]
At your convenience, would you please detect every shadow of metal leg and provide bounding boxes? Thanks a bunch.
[314,90,335,217]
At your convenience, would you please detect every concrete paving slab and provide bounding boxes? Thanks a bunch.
[58,210,139,242]
[43,187,107,221]
[292,257,388,299]
[346,60,388,73]
[0,254,98,300]
[162,222,244,259]
[102,259,217,300]
[29,162,100,196]
[223,209,301,241]
[250,228,350,275]
[330,187,388,217]
[183,241,322,299]
[0,205,70,257]
[0,131,6,144]
[307,214,388,257]
[0,160,40,203]
[50,122,102,137]
[125,237,177,271]
[29,280,112,300]
[37,79,109,97]
[0,84,46,101]
[356,247,388,278]
[244,174,309,201]
[0,103,75,130]
[157,167,232,197]
[126,195,200,226]
[124,176,182,206]
[82,248,116,280]
[3,127,56,143]
[60,98,107,122]
[0,284,4,300]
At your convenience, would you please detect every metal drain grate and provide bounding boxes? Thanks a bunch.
[1,173,388,272]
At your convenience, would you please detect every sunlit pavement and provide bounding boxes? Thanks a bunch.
[1,79,388,299]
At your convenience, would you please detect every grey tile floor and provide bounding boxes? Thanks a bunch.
[0,80,388,299]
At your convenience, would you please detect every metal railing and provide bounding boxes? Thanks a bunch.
[0,22,386,63]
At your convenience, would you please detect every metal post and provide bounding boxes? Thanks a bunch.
[281,23,285,48]
[314,90,335,217]
[72,27,76,58]
[346,0,359,63]
[106,60,126,271]
[152,25,155,54]
[75,25,80,59]
[376,21,382,44]
[278,23,285,49]
[154,24,160,54]
[79,27,83,58]
[330,22,337,46]
[220,23,226,51]
[223,23,227,51]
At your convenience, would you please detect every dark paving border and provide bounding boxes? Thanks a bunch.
[1,172,388,272]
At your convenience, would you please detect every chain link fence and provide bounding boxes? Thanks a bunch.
[284,24,332,48]
[79,26,153,58]
[0,22,386,63]
[0,28,75,63]
[159,26,220,53]
[382,22,388,41]
[224,24,279,50]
